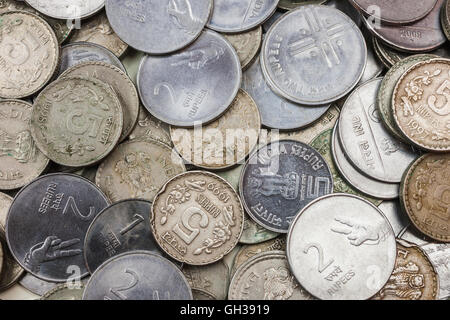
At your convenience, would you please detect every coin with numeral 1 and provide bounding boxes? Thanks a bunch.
[151,171,244,265]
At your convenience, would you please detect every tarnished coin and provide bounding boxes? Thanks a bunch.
[339,78,418,183]
[31,76,123,167]
[261,5,366,105]
[128,106,172,147]
[0,241,3,280]
[401,153,450,242]
[373,37,409,68]
[229,251,314,300]
[421,243,450,299]
[287,194,397,300]
[170,89,261,170]
[83,251,192,300]
[69,10,128,57]
[207,0,279,33]
[95,139,185,203]
[6,173,110,282]
[0,283,39,300]
[223,27,262,70]
[25,0,104,20]
[216,164,243,191]
[378,201,410,236]
[442,0,450,41]
[0,11,59,99]
[393,58,450,152]
[19,273,62,296]
[372,239,438,300]
[192,288,216,300]
[0,192,12,230]
[41,284,85,300]
[223,243,242,276]
[0,100,49,190]
[106,0,212,55]
[242,57,330,130]
[60,61,139,142]
[240,213,279,245]
[151,171,244,265]
[240,140,333,233]
[279,0,327,11]
[120,48,145,85]
[138,30,241,127]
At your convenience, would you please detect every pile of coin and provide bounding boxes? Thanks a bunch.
[0,0,449,301]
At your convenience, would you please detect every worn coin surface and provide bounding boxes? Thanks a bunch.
[106,0,212,55]
[83,251,192,300]
[240,140,333,233]
[25,0,104,20]
[223,27,262,70]
[229,251,314,300]
[207,0,279,33]
[138,30,241,127]
[393,58,450,152]
[96,139,185,203]
[287,194,397,300]
[442,0,450,41]
[170,89,261,170]
[242,57,330,130]
[128,106,172,147]
[359,36,384,85]
[19,273,60,296]
[262,11,283,33]
[0,11,59,99]
[262,5,366,105]
[41,284,85,300]
[240,213,279,245]
[60,61,139,142]
[192,288,216,300]
[377,201,410,237]
[401,153,450,242]
[0,100,49,190]
[151,171,244,265]
[6,173,110,282]
[279,0,327,11]
[31,76,123,167]
[421,243,450,299]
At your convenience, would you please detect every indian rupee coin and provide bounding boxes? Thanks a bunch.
[41,284,85,300]
[279,0,327,11]
[19,273,59,296]
[192,288,216,300]
[223,27,262,70]
[25,0,104,20]
[421,243,450,299]
[240,213,279,245]
[128,106,172,147]
[442,0,450,41]
[377,201,410,236]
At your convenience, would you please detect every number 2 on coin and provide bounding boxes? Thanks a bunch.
[303,243,334,273]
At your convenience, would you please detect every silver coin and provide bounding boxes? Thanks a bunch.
[421,243,450,300]
[19,273,88,296]
[25,0,104,20]
[359,36,384,85]
[261,5,367,105]
[326,0,362,27]
[137,30,242,127]
[377,201,409,237]
[331,121,399,199]
[207,0,280,33]
[338,78,418,183]
[287,194,397,300]
[242,57,330,130]
[106,0,212,55]
[262,10,284,33]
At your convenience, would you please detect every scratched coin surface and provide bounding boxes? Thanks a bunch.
[96,139,185,203]
[339,78,418,183]
[223,26,262,70]
[151,171,244,265]
[170,89,261,169]
[83,251,192,300]
[41,284,85,300]
[242,57,330,130]
[60,61,139,142]
[261,5,366,105]
[421,243,450,299]
[393,58,450,152]
[106,0,212,55]
[0,11,59,99]
[401,153,450,242]
[6,173,110,282]
[25,0,104,20]
[128,106,172,147]
[240,140,333,233]
[229,251,314,300]
[287,194,397,300]
[207,0,279,33]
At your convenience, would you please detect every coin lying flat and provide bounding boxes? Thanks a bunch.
[261,5,366,105]
[393,58,450,152]
[359,36,384,85]
[401,153,450,242]
[279,0,327,11]
[240,213,279,245]
[95,139,185,203]
[223,27,262,70]
[25,0,104,20]
[6,173,110,282]
[106,0,212,55]
[240,140,333,233]
[229,251,314,300]
[19,273,60,296]
[83,251,192,300]
[287,194,397,300]
[421,243,450,299]
[378,201,410,237]
[0,11,59,99]
[207,0,279,33]
[128,106,172,147]
[442,0,450,41]
[192,288,216,300]
[151,171,244,265]
[42,284,85,300]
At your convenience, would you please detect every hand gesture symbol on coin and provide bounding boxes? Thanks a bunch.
[331,217,389,246]
[167,0,201,35]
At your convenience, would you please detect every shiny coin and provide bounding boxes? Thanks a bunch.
[223,26,262,70]
[261,5,366,105]
[151,171,244,265]
[401,153,450,242]
[95,139,185,202]
[6,173,110,282]
[128,106,172,147]
[41,284,85,300]
[207,0,279,33]
[279,0,327,11]
[287,194,397,300]
[240,213,279,245]
[359,36,384,85]
[229,251,314,300]
[421,243,450,299]
[19,273,60,296]
[83,251,192,300]
[377,201,410,237]
[170,89,261,170]
[393,58,450,152]
[31,76,123,167]
[138,30,241,127]
[240,140,333,233]
[0,100,49,190]
[0,11,59,99]
[106,0,212,55]
[25,0,104,20]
